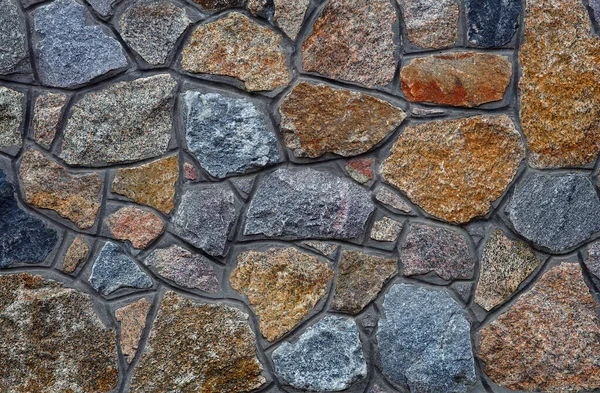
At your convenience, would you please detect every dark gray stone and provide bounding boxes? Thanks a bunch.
[377,283,476,393]
[506,173,600,252]
[466,0,521,47]
[86,0,121,16]
[272,316,367,391]
[0,0,30,76]
[183,92,281,179]
[244,168,374,239]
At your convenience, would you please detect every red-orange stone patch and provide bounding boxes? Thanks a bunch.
[105,206,164,249]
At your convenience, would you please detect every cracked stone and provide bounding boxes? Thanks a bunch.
[371,217,403,242]
[0,87,24,151]
[466,0,521,47]
[273,0,310,40]
[0,0,30,76]
[115,298,151,363]
[105,206,164,249]
[62,236,89,274]
[32,92,68,150]
[398,0,459,49]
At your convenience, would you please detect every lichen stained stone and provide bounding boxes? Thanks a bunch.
[105,206,164,249]
[115,297,152,363]
[398,0,459,49]
[0,0,30,76]
[32,92,68,150]
[0,86,25,151]
[466,0,521,47]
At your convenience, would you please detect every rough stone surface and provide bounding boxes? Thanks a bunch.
[592,0,600,22]
[183,91,281,178]
[378,283,476,393]
[247,0,267,16]
[20,149,103,229]
[0,87,24,150]
[345,158,375,184]
[183,161,199,181]
[32,92,68,150]
[506,173,600,252]
[181,12,290,92]
[115,298,151,363]
[129,291,266,393]
[382,115,524,223]
[412,107,445,118]
[301,241,340,259]
[398,0,459,49]
[273,0,310,40]
[466,0,521,47]
[0,0,30,76]
[272,316,367,391]
[192,0,243,11]
[478,263,600,391]
[375,187,412,214]
[230,247,334,341]
[302,0,396,88]
[280,82,406,158]
[86,0,121,16]
[60,74,177,166]
[245,168,374,239]
[0,273,119,393]
[371,217,403,242]
[105,206,164,249]
[62,236,89,274]
[584,241,600,281]
[401,52,512,107]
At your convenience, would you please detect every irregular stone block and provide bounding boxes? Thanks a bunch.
[105,206,164,249]
[274,0,309,40]
[375,186,412,214]
[398,0,459,49]
[183,161,199,181]
[86,0,121,16]
[466,0,521,47]
[0,87,24,151]
[0,0,30,76]
[115,298,151,363]
[192,0,243,11]
[62,236,89,274]
[32,92,68,150]
[345,158,375,184]
[584,240,600,281]
[371,217,403,242]
[301,241,340,259]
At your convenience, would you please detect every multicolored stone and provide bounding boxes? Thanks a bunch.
[105,206,164,249]
[398,0,459,49]
[115,297,152,363]
[32,92,68,150]
[62,236,89,274]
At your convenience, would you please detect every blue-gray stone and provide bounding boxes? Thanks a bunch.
[272,316,367,391]
[183,92,281,179]
[0,0,31,76]
[592,0,600,24]
[86,0,121,16]
[89,242,153,295]
[466,0,521,47]
[377,284,476,393]
[506,173,600,253]
[34,0,127,88]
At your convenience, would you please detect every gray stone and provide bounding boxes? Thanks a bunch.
[592,0,600,23]
[0,87,24,151]
[86,0,121,16]
[245,168,374,239]
[466,0,521,47]
[272,316,367,391]
[377,284,476,392]
[506,173,600,252]
[183,92,281,178]
[0,0,30,76]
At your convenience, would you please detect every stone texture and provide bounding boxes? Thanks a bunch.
[478,263,600,391]
[60,74,177,166]
[345,158,375,184]
[382,115,524,223]
[232,176,255,195]
[401,52,512,107]
[247,0,267,16]
[0,87,24,150]
[466,0,521,47]
[105,206,164,249]
[183,91,281,178]
[245,168,374,239]
[34,0,127,88]
[181,12,290,92]
[412,107,445,118]
[32,92,68,150]
[592,0,600,22]
[62,236,89,274]
[371,217,403,242]
[378,283,476,393]
[111,155,179,214]
[274,0,310,40]
[375,187,412,214]
[506,173,600,252]
[332,250,397,314]
[0,273,119,393]
[115,298,151,363]
[230,247,334,341]
[20,149,102,229]
[302,0,396,88]
[183,161,199,181]
[584,241,600,281]
[272,316,367,391]
[0,0,30,76]
[129,291,266,393]
[86,0,121,16]
[301,241,340,259]
[192,0,243,11]
[398,0,459,49]
[475,229,541,311]
[280,82,406,158]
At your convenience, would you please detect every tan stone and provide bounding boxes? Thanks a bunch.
[105,207,164,249]
[398,0,459,49]
[62,236,89,274]
[32,92,68,149]
[115,298,152,363]
[371,217,403,242]
[274,0,309,40]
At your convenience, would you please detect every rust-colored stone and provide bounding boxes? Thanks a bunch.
[62,236,89,274]
[115,297,152,363]
[105,206,164,249]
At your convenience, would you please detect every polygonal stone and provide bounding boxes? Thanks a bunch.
[105,207,164,249]
[32,92,68,150]
[0,0,30,76]
[115,298,151,363]
[345,158,375,184]
[371,217,403,242]
[466,0,521,47]
[398,0,459,49]
[62,236,89,274]
[375,186,412,214]
[0,87,24,151]
[86,0,121,16]
[273,0,309,40]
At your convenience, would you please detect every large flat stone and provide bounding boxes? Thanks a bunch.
[0,0,30,76]
[398,0,459,49]
[466,0,521,47]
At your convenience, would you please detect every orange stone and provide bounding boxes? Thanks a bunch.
[62,236,89,274]
[115,298,152,363]
[105,207,164,249]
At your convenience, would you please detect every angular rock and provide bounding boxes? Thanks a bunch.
[378,283,476,392]
[301,241,340,259]
[183,161,199,181]
[478,263,600,391]
[181,12,290,92]
[247,0,267,16]
[230,247,334,341]
[398,0,459,49]
[401,52,512,107]
[272,316,367,391]
[411,107,445,118]
[507,173,600,252]
[20,149,103,229]
[86,0,122,16]
[0,273,119,393]
[466,0,521,47]
[592,0,600,22]
[32,92,68,150]
[0,0,30,76]
[115,298,151,363]
[280,82,406,158]
[0,87,24,151]
[371,217,403,242]
[60,74,177,166]
[382,115,524,223]
[192,0,243,11]
[231,176,255,196]
[62,236,89,274]
[130,291,266,393]
[183,91,281,178]
[345,158,375,184]
[274,0,310,40]
[375,186,412,214]
[105,207,164,249]
[245,168,374,239]
[584,241,600,281]
[302,0,396,88]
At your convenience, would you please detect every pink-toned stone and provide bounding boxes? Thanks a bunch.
[32,92,68,150]
[115,298,152,363]
[105,207,164,249]
[345,158,375,184]
[183,161,199,181]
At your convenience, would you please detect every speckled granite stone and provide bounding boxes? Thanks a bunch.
[0,0,30,76]
[371,217,403,242]
[274,0,310,40]
[86,0,121,16]
[192,0,243,11]
[62,236,89,274]
[466,0,521,47]
[0,87,24,151]
[105,206,164,249]
[115,298,151,363]
[32,92,68,150]
[398,0,459,49]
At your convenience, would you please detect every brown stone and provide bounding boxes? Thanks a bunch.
[115,297,152,363]
[401,52,512,107]
[230,247,334,341]
[478,263,600,391]
[192,0,243,11]
[345,157,375,184]
[371,217,403,242]
[398,0,459,49]
[247,0,267,16]
[62,236,89,274]
[105,207,164,249]
[280,82,406,158]
[381,115,524,223]
[32,92,68,150]
[274,0,310,40]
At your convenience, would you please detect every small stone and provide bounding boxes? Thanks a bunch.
[273,316,367,391]
[375,187,412,214]
[105,207,164,249]
[378,283,476,392]
[247,0,267,16]
[144,245,220,293]
[20,149,103,229]
[592,0,600,22]
[401,52,512,107]
[273,0,309,40]
[60,74,177,166]
[0,0,30,76]
[62,236,89,274]
[115,298,152,363]
[192,0,243,11]
[371,217,403,242]
[478,263,600,391]
[32,92,68,150]
[452,282,473,303]
[345,158,375,184]
[183,91,281,178]
[181,12,290,92]
[230,247,334,341]
[466,0,521,47]
[382,115,524,223]
[301,241,340,259]
[245,168,374,239]
[411,107,445,118]
[475,229,541,311]
[0,87,24,151]
[398,0,459,49]
[86,0,121,16]
[584,241,600,280]
[302,0,397,88]
[183,161,199,181]
[332,250,397,314]
[130,292,266,393]
[89,242,153,296]
[506,173,600,252]
[231,176,255,195]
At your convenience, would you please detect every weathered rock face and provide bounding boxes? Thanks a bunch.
[381,115,524,223]
[105,207,164,249]
[478,263,600,391]
[115,297,151,363]
[0,273,119,393]
[0,87,24,151]
[401,52,512,107]
[371,217,403,242]
[62,236,89,274]
[274,0,310,40]
[230,247,334,341]
[398,0,459,49]
[32,92,68,150]
[192,0,243,11]
[85,0,121,16]
[375,186,412,214]
[345,158,375,184]
[466,0,521,47]
[60,74,176,166]
[378,284,476,393]
[584,241,600,281]
[0,0,30,76]
[279,82,406,158]
[130,291,266,393]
